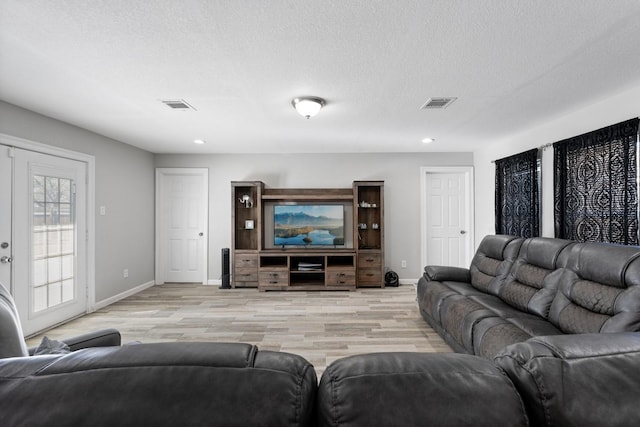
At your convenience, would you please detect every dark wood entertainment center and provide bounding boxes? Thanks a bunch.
[231,181,384,291]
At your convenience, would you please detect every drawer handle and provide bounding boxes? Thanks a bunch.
[366,273,375,277]
[365,258,375,262]
[269,280,279,284]
[337,273,345,277]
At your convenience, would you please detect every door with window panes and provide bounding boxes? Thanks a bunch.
[11,148,87,336]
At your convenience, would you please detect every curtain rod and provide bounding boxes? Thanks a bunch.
[491,143,553,163]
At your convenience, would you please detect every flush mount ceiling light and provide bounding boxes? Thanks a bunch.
[291,96,326,119]
[193,139,206,145]
[421,137,435,144]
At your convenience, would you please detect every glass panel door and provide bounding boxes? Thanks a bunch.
[32,175,76,313]
[12,148,87,336]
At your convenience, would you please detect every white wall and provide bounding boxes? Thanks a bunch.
[474,82,640,246]
[0,101,156,302]
[154,152,473,283]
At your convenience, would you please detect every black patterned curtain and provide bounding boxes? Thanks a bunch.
[554,118,639,244]
[495,148,540,238]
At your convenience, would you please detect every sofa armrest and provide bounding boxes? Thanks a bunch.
[317,352,527,427]
[28,328,121,355]
[494,333,640,427]
[423,265,470,282]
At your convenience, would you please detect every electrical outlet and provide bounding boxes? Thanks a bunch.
[100,206,106,215]
[123,268,129,278]
[401,260,407,268]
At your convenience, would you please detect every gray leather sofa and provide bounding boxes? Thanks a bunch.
[316,332,640,427]
[417,235,640,358]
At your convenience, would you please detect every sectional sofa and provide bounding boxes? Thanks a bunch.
[2,235,640,427]
[417,235,640,358]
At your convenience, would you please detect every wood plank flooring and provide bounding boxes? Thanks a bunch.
[26,284,451,376]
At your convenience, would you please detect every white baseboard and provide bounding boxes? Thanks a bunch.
[207,279,222,286]
[91,280,156,311]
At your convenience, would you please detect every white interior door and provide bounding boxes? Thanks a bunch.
[421,167,474,269]
[0,146,12,289]
[12,148,88,336]
[156,168,208,284]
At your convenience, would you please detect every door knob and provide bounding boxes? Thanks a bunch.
[198,232,204,237]
[460,230,467,235]
[0,256,12,264]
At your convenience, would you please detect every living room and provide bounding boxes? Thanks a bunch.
[2,1,640,426]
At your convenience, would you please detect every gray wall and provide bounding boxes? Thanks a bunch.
[155,152,474,282]
[0,101,155,302]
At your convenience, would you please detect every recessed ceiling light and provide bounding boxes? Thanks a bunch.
[421,137,435,144]
[193,139,206,145]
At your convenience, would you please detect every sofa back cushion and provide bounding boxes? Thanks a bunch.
[494,238,575,318]
[549,242,640,333]
[0,282,29,359]
[469,235,523,294]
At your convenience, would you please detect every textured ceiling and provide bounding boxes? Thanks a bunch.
[1,0,640,154]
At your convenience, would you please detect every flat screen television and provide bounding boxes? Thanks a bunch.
[273,204,345,247]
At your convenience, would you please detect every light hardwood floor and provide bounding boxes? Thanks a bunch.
[27,284,451,375]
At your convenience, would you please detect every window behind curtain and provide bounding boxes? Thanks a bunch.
[495,148,540,238]
[554,118,639,245]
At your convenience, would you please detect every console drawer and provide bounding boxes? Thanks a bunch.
[357,268,382,285]
[325,269,356,286]
[235,253,258,269]
[259,270,289,286]
[358,253,382,268]
[234,269,258,283]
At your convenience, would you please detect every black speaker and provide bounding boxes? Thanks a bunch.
[221,248,231,289]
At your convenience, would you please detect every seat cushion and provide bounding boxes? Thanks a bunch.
[318,352,528,427]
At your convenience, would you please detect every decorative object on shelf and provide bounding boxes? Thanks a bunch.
[239,194,253,208]
[291,96,326,119]
[244,220,254,230]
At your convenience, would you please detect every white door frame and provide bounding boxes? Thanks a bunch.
[420,166,475,269]
[155,168,209,284]
[0,133,96,311]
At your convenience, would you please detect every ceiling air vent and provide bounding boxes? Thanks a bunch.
[419,97,457,110]
[160,99,196,111]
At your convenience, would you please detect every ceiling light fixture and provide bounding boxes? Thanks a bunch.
[193,139,206,144]
[422,137,435,144]
[291,96,326,119]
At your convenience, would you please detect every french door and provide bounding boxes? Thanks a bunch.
[1,144,88,336]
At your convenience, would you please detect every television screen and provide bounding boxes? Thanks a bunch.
[274,205,344,246]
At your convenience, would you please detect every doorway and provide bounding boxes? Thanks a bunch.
[421,167,474,269]
[1,139,93,336]
[155,168,209,284]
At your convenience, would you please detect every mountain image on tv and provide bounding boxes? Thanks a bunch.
[274,205,344,246]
